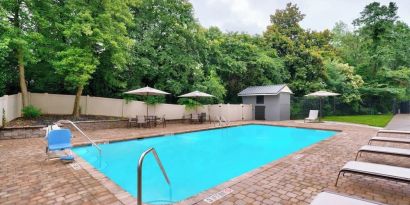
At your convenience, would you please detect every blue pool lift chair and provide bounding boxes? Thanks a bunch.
[46,129,74,162]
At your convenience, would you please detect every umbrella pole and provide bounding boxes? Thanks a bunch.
[146,93,148,117]
[319,97,322,121]
[196,97,198,115]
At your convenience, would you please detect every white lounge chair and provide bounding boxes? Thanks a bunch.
[355,145,410,160]
[335,161,410,186]
[310,191,385,205]
[304,110,319,123]
[376,129,410,136]
[368,136,410,145]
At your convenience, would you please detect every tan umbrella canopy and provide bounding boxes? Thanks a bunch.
[305,90,340,97]
[305,90,340,120]
[125,86,170,95]
[178,91,214,98]
[124,86,170,116]
[178,91,214,113]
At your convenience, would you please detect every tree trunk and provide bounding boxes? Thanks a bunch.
[72,85,84,118]
[17,48,29,107]
[14,0,28,107]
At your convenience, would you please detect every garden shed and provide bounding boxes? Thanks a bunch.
[238,84,293,121]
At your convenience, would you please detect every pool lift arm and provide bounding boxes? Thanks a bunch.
[55,120,102,163]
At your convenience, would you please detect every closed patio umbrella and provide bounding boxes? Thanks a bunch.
[305,91,340,120]
[178,91,214,114]
[124,86,170,116]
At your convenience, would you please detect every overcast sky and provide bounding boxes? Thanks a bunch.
[189,0,410,34]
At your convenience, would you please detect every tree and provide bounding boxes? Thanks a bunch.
[332,2,410,112]
[53,0,135,117]
[325,60,363,105]
[206,29,286,102]
[129,0,226,102]
[0,0,46,106]
[353,2,398,76]
[264,3,328,96]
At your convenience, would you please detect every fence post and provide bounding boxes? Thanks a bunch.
[3,95,8,123]
[241,104,244,120]
[0,96,4,127]
[85,95,89,115]
[121,99,125,118]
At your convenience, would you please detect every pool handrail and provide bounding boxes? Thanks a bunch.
[215,116,230,127]
[220,116,230,125]
[137,147,171,205]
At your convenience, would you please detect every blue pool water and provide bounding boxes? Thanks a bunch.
[73,124,336,204]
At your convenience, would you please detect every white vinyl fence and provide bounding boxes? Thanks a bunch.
[0,92,253,126]
[0,93,22,127]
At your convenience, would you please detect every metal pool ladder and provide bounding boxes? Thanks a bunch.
[137,148,171,205]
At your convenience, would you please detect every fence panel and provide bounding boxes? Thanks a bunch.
[242,104,253,120]
[1,92,254,124]
[5,94,21,121]
[30,93,75,115]
[85,96,124,117]
[123,100,146,118]
[154,103,186,120]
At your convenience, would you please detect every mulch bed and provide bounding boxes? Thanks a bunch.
[6,115,125,127]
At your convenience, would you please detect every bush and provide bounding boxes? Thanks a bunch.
[22,105,42,118]
[177,98,202,110]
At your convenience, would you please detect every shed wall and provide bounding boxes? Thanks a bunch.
[241,93,290,121]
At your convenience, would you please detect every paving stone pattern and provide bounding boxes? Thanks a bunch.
[1,121,409,205]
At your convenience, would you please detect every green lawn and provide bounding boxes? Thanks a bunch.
[322,114,393,127]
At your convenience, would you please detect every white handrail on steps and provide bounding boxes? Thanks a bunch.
[220,116,230,125]
[214,116,230,127]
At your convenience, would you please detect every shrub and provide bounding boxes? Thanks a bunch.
[1,108,5,127]
[22,105,42,118]
[177,98,202,110]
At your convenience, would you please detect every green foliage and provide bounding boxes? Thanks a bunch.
[2,109,6,127]
[177,98,202,110]
[22,105,42,119]
[264,3,330,96]
[53,48,98,90]
[208,29,286,102]
[332,1,410,106]
[145,96,165,105]
[325,60,364,104]
[53,0,134,90]
[130,0,207,95]
[0,0,408,117]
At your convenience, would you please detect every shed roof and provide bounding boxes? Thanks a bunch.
[238,84,293,96]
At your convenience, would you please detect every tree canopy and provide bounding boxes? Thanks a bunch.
[0,1,408,115]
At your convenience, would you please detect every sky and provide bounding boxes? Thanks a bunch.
[189,0,410,34]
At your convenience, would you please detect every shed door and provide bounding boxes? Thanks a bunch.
[255,106,265,120]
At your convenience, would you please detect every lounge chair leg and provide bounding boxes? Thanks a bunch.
[355,152,360,160]
[335,171,343,187]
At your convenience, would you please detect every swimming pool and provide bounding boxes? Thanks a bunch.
[73,124,336,204]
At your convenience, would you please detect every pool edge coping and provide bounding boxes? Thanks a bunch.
[71,121,345,205]
[72,122,342,147]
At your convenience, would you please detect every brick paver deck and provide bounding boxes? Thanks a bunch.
[1,121,409,205]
